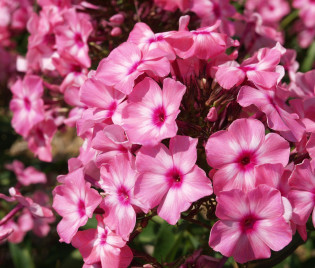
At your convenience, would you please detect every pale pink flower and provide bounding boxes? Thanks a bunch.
[177,17,235,60]
[209,185,292,263]
[95,42,170,95]
[55,8,92,68]
[292,70,315,98]
[99,154,148,239]
[0,220,25,244]
[216,43,285,89]
[122,77,185,146]
[205,118,290,193]
[245,0,289,23]
[53,168,102,243]
[135,135,213,225]
[6,160,47,186]
[72,215,133,268]
[288,159,315,227]
[290,97,315,133]
[92,125,132,166]
[26,119,57,162]
[293,0,315,28]
[237,86,305,142]
[154,0,191,12]
[128,22,176,60]
[80,76,126,124]
[10,75,45,137]
[0,187,53,219]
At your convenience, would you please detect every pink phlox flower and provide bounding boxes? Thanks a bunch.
[121,77,186,146]
[80,76,126,124]
[0,187,53,219]
[71,215,133,268]
[0,226,14,242]
[209,185,292,263]
[52,52,88,93]
[176,16,236,60]
[128,22,176,60]
[95,42,170,95]
[59,136,100,185]
[5,160,47,186]
[99,154,148,239]
[237,85,306,142]
[135,135,213,225]
[55,8,92,68]
[64,107,85,127]
[290,97,315,133]
[205,118,290,193]
[92,125,132,167]
[26,5,63,72]
[245,0,289,23]
[293,0,315,28]
[9,75,45,137]
[17,191,55,237]
[154,0,191,12]
[216,43,285,89]
[288,159,315,228]
[254,163,293,222]
[53,167,102,243]
[291,70,315,98]
[0,220,25,243]
[26,118,57,162]
[191,0,236,35]
[38,0,72,8]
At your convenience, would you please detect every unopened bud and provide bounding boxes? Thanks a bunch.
[207,107,218,122]
[110,27,122,37]
[109,13,124,25]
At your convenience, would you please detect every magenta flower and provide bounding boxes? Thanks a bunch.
[288,159,315,228]
[72,215,133,268]
[9,75,45,137]
[99,154,148,239]
[53,168,102,243]
[135,135,213,225]
[209,185,292,263]
[122,77,186,146]
[206,118,290,193]
[95,42,170,95]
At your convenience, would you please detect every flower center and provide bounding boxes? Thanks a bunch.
[241,215,258,233]
[24,97,31,110]
[152,106,166,127]
[99,229,108,245]
[241,156,250,165]
[236,151,256,170]
[74,33,84,47]
[77,199,86,217]
[117,186,130,205]
[166,168,183,187]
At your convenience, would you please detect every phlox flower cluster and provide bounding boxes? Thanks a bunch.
[2,0,315,267]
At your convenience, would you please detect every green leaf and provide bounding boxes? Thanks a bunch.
[153,221,176,262]
[9,242,35,268]
[301,41,315,72]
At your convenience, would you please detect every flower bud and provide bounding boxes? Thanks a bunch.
[207,107,218,122]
